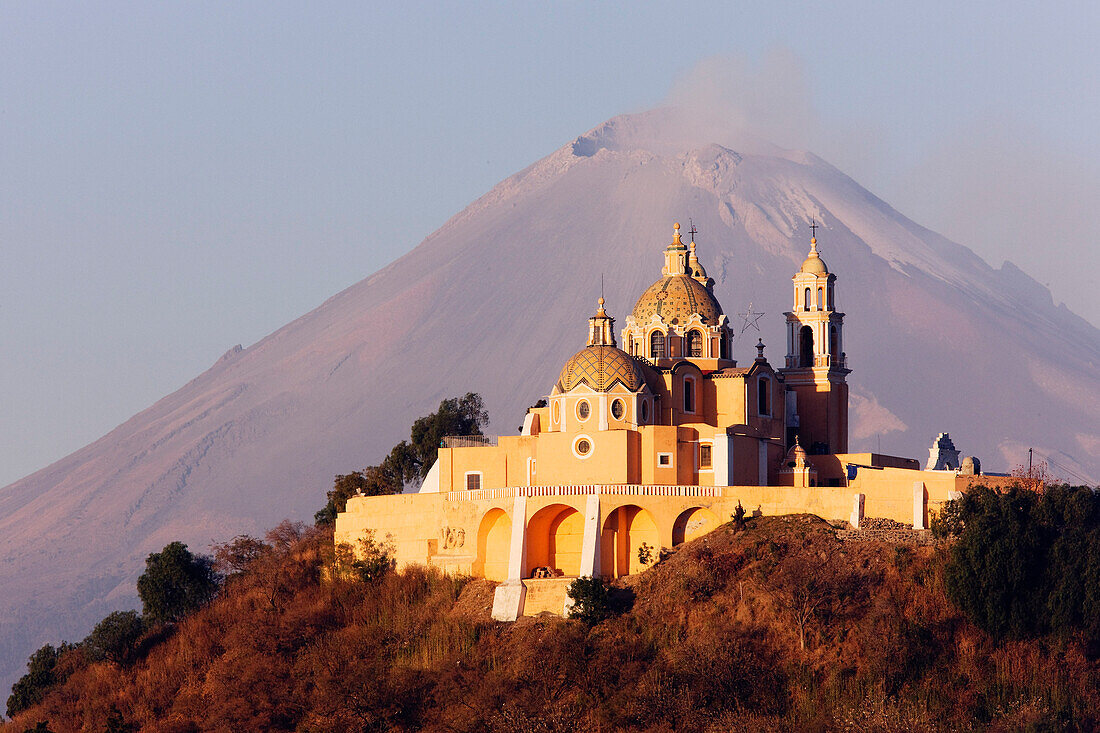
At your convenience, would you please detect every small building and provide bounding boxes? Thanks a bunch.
[336,223,999,619]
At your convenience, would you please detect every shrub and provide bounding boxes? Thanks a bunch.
[567,576,614,625]
[84,610,145,665]
[7,645,63,717]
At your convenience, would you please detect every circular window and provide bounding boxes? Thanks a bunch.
[576,399,591,421]
[611,398,625,420]
[640,400,649,423]
[573,435,593,459]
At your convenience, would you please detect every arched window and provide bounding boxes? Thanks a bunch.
[827,284,834,310]
[683,377,695,413]
[758,377,771,416]
[817,287,823,310]
[799,326,814,368]
[804,287,811,311]
[719,334,728,359]
[650,331,666,359]
[830,325,839,361]
[687,330,703,358]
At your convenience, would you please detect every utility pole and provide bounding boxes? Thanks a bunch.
[1028,448,1033,478]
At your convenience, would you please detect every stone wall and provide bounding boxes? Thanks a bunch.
[835,516,936,546]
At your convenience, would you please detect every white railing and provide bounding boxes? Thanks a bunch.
[445,484,724,502]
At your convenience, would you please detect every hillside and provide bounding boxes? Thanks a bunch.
[2,106,1099,691]
[7,514,1100,732]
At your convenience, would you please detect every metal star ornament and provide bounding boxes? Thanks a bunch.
[737,302,765,335]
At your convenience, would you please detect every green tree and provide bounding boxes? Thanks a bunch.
[408,392,488,480]
[136,542,219,624]
[315,393,489,524]
[211,534,269,576]
[83,610,145,665]
[7,644,63,717]
[566,576,614,626]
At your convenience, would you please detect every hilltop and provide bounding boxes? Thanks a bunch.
[7,512,1099,732]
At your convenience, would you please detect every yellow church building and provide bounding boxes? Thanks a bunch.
[336,223,992,620]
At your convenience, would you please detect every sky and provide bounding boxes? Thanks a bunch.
[2,1,1098,488]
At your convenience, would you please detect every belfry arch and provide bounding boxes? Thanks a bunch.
[799,326,814,367]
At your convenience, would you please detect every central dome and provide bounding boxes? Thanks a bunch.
[631,274,723,326]
[556,345,649,393]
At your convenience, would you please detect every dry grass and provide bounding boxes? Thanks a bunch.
[7,516,1100,731]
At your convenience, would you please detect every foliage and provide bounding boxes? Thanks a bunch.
[136,541,220,624]
[83,610,145,666]
[7,645,65,718]
[732,500,747,530]
[944,483,1100,640]
[636,542,654,566]
[567,576,614,625]
[211,534,268,576]
[314,393,488,524]
[13,513,1100,731]
[335,531,395,584]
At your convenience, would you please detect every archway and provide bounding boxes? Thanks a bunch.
[526,504,584,577]
[600,504,659,578]
[475,508,511,582]
[672,507,720,546]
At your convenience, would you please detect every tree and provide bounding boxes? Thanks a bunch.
[408,393,488,480]
[7,644,63,717]
[84,610,145,665]
[566,576,614,625]
[211,534,269,576]
[315,393,489,524]
[136,542,219,624]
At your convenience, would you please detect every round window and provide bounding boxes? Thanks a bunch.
[552,401,560,424]
[640,400,649,423]
[611,398,625,420]
[576,399,591,421]
[576,438,591,455]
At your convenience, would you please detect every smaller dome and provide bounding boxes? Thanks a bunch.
[799,237,829,275]
[631,274,723,325]
[557,345,649,393]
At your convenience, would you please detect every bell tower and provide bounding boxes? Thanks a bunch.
[779,226,849,454]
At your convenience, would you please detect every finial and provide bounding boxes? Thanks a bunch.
[689,218,697,244]
[809,218,819,254]
[672,222,682,245]
[597,295,605,314]
[755,338,766,360]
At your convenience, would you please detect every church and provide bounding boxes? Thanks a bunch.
[336,223,993,620]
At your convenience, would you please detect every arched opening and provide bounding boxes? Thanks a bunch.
[475,508,511,582]
[600,505,660,578]
[758,376,771,416]
[650,331,666,359]
[827,284,834,310]
[817,287,823,310]
[672,507,720,546]
[683,377,695,413]
[804,287,811,311]
[829,325,839,361]
[526,504,584,578]
[799,326,814,368]
[719,334,728,359]
[687,330,703,357]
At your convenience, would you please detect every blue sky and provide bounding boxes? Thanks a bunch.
[2,1,1098,486]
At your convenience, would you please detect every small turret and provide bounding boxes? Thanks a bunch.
[587,297,616,347]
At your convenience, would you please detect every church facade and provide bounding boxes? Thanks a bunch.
[336,223,990,620]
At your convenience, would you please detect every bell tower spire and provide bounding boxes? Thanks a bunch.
[779,223,850,454]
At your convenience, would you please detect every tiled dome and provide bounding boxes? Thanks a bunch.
[631,274,722,326]
[556,345,649,393]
